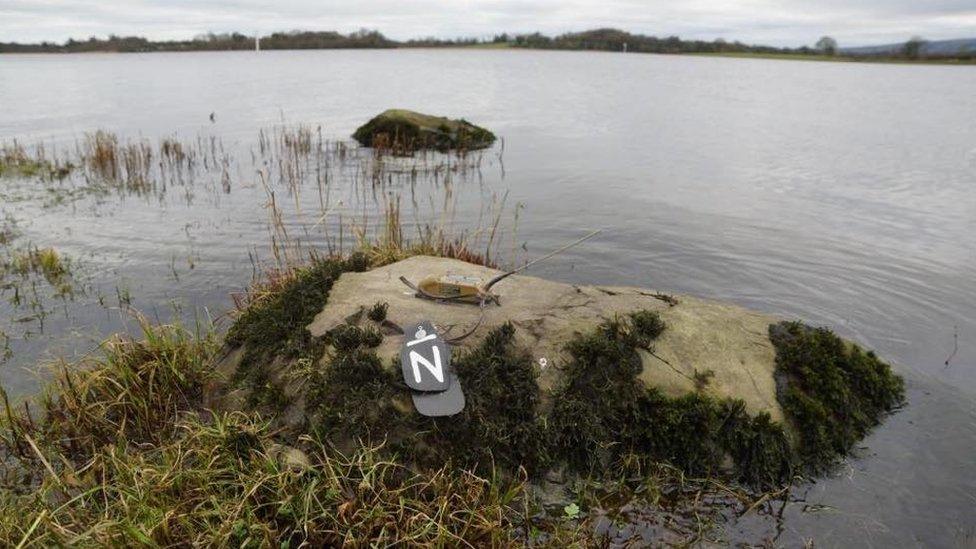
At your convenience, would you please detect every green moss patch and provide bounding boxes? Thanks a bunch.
[306,322,547,474]
[420,323,548,472]
[307,324,405,446]
[549,313,793,486]
[225,254,368,387]
[352,109,496,152]
[297,309,791,486]
[769,321,905,472]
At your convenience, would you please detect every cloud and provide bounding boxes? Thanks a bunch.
[1,0,973,47]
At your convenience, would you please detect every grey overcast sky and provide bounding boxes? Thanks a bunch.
[1,0,974,47]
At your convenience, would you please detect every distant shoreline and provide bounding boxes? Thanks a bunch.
[3,46,973,66]
[3,28,973,65]
[688,51,976,65]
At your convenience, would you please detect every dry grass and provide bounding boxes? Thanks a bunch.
[350,193,498,269]
[0,318,593,547]
[0,314,775,547]
[81,131,156,192]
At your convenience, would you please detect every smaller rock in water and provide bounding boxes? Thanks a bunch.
[352,109,496,152]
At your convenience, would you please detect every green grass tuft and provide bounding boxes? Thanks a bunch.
[0,320,582,546]
[366,301,388,322]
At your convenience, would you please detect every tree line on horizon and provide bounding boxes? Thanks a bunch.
[0,28,971,61]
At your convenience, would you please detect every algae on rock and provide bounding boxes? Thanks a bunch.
[352,109,496,152]
[769,321,905,472]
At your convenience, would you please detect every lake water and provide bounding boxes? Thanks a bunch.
[1,49,975,546]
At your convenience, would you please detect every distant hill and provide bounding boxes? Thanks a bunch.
[842,37,976,56]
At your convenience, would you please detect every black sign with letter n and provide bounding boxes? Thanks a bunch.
[400,320,465,417]
[400,320,451,392]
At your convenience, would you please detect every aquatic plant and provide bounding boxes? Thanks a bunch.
[0,330,9,363]
[0,142,73,180]
[0,245,76,301]
[769,321,905,472]
[347,193,501,269]
[81,130,156,192]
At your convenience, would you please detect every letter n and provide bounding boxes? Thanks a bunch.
[409,347,444,384]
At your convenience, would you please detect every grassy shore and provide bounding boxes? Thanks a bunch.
[687,51,976,65]
[416,44,976,65]
[397,44,976,64]
[0,286,751,546]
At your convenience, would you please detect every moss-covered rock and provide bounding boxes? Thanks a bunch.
[352,109,496,152]
[216,256,905,489]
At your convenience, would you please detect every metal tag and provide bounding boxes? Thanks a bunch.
[400,320,452,392]
[411,371,466,417]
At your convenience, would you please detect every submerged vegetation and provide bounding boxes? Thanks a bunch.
[0,245,78,330]
[0,124,490,209]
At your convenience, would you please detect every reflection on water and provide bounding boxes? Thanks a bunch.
[1,49,975,546]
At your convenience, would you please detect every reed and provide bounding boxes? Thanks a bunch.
[0,141,73,180]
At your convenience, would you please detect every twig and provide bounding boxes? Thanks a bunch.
[944,325,958,367]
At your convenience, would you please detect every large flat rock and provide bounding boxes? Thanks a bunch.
[308,256,783,421]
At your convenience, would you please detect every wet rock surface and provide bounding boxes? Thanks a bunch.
[307,255,784,420]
